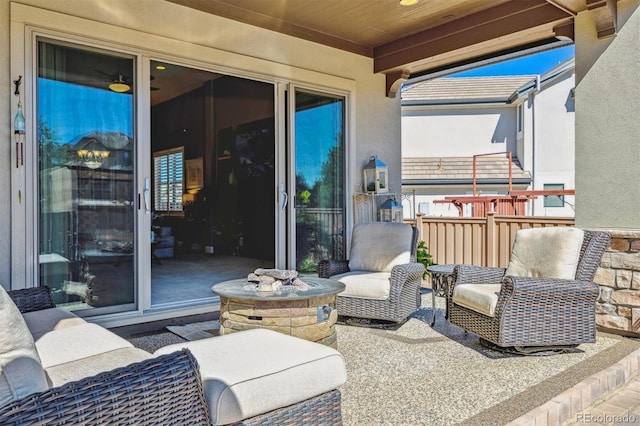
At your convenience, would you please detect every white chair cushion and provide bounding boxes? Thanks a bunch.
[45,347,152,387]
[0,286,49,406]
[22,307,86,341]
[332,271,391,300]
[35,323,134,369]
[154,329,347,426]
[452,284,503,317]
[348,223,412,272]
[505,227,585,280]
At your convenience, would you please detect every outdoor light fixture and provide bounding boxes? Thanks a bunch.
[379,197,403,222]
[77,140,109,169]
[108,74,131,93]
[363,155,388,193]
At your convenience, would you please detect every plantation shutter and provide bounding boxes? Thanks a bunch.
[153,148,184,211]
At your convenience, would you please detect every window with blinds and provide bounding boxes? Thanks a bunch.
[153,148,184,212]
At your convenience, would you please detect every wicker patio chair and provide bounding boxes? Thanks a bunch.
[318,222,424,325]
[447,228,610,355]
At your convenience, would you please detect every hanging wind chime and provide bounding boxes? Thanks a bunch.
[13,75,25,168]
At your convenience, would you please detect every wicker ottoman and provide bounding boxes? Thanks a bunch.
[154,328,346,425]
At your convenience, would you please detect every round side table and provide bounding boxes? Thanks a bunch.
[427,264,456,326]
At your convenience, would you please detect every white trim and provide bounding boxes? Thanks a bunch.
[10,13,29,289]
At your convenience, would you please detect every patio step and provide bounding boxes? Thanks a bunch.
[507,348,640,425]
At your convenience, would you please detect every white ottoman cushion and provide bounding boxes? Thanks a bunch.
[154,329,346,426]
[332,271,391,300]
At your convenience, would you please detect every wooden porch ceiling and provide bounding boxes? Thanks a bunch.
[166,0,617,97]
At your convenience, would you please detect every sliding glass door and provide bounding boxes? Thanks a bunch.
[33,38,346,316]
[37,40,136,313]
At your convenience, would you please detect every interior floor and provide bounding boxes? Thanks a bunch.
[151,253,274,305]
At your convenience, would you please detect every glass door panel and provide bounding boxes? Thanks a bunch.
[294,91,345,272]
[150,61,276,306]
[37,40,135,313]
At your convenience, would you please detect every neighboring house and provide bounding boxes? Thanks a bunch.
[401,58,576,218]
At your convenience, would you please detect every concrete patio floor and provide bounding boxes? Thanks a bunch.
[114,293,640,425]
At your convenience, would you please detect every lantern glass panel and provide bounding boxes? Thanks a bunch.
[364,169,376,192]
[378,171,387,192]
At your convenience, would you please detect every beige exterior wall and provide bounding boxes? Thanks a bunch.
[575,0,640,336]
[575,0,640,230]
[0,0,401,288]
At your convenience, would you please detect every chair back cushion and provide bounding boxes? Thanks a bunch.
[348,223,413,272]
[0,285,49,406]
[505,227,585,280]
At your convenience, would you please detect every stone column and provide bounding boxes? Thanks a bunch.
[594,230,640,336]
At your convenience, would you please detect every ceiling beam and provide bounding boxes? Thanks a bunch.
[373,0,572,74]
[386,70,410,98]
[586,0,618,39]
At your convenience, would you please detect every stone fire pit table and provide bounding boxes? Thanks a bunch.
[213,277,345,348]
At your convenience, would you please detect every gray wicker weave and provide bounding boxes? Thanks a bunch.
[234,389,342,425]
[447,230,611,354]
[0,349,211,426]
[8,286,55,313]
[318,225,424,324]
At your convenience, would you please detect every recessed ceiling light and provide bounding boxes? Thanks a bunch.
[400,0,419,5]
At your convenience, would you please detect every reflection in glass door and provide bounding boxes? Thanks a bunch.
[37,40,135,313]
[294,90,345,272]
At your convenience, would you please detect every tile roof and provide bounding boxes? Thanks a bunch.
[402,156,532,184]
[402,75,535,103]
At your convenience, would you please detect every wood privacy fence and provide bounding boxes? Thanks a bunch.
[412,212,575,268]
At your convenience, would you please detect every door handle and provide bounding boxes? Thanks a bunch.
[280,183,288,211]
[144,177,151,214]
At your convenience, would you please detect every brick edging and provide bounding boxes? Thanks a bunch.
[506,348,640,425]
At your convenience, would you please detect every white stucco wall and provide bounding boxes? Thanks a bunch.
[530,71,576,216]
[575,0,640,229]
[0,0,401,287]
[402,105,516,157]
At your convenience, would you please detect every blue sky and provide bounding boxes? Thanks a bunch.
[39,79,133,144]
[451,45,574,77]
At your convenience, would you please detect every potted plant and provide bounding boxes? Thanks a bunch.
[416,240,435,280]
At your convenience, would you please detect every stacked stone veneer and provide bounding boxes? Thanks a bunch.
[594,230,640,336]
